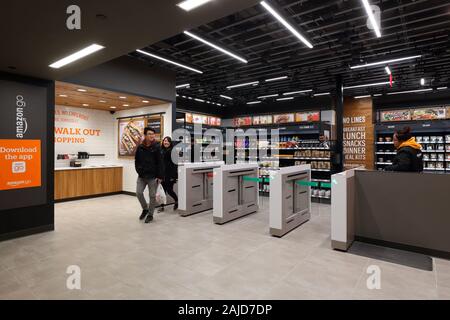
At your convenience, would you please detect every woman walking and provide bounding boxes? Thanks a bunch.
[159,136,178,211]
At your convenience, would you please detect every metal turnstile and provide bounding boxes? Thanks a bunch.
[213,163,259,224]
[178,162,224,216]
[270,165,311,237]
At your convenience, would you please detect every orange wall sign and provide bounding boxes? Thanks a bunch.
[0,139,41,191]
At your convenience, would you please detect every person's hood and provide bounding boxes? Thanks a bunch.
[398,137,422,150]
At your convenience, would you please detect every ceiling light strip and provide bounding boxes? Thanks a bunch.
[277,97,294,101]
[385,66,391,75]
[386,88,433,95]
[260,1,313,49]
[283,89,312,95]
[350,55,421,69]
[361,0,381,38]
[176,83,190,89]
[258,94,279,99]
[247,101,262,105]
[49,44,105,69]
[314,92,330,96]
[227,81,259,89]
[184,31,247,63]
[354,95,371,99]
[177,0,213,12]
[220,95,233,100]
[136,49,203,74]
[265,76,288,82]
[344,81,392,90]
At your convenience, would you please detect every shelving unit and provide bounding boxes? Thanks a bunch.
[374,119,450,173]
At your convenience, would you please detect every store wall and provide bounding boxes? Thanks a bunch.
[0,73,54,241]
[54,105,116,167]
[114,103,173,193]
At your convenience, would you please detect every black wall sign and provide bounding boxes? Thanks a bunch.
[0,79,48,211]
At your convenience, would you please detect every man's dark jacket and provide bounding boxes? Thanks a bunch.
[385,142,423,172]
[135,141,164,179]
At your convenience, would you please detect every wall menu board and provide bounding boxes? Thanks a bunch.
[273,113,295,124]
[0,79,48,211]
[234,117,252,127]
[118,114,164,157]
[411,107,446,121]
[186,113,221,126]
[253,115,273,125]
[185,113,193,124]
[295,111,320,122]
[380,109,411,122]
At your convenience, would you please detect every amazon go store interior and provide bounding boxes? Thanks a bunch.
[1,0,450,302]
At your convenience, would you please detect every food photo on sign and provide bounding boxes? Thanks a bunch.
[118,118,145,157]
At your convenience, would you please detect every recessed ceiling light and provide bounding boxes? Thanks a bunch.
[314,92,330,97]
[283,89,313,95]
[260,1,313,49]
[420,78,425,86]
[142,100,149,103]
[247,101,262,105]
[277,97,294,101]
[177,0,214,12]
[220,95,233,100]
[49,44,105,69]
[258,94,279,99]
[82,104,89,107]
[110,106,117,109]
[385,66,391,75]
[58,94,68,97]
[123,104,130,107]
[136,49,203,74]
[350,55,421,69]
[176,83,190,89]
[265,76,288,82]
[77,88,87,92]
[119,96,127,99]
[344,81,392,90]
[386,88,433,95]
[99,100,107,103]
[355,95,371,99]
[184,31,247,64]
[361,0,381,38]
[227,81,259,89]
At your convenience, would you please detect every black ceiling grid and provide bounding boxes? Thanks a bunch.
[130,0,450,108]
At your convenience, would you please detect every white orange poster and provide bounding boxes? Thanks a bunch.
[0,139,41,191]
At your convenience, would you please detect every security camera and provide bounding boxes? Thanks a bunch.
[110,110,116,115]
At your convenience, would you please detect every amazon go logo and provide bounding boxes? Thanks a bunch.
[16,95,28,139]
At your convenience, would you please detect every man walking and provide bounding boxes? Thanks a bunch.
[135,127,164,223]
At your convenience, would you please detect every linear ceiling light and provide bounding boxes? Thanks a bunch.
[350,55,421,69]
[277,97,294,101]
[265,76,288,82]
[420,78,425,86]
[344,81,392,90]
[247,101,262,105]
[136,49,203,74]
[373,93,383,97]
[227,81,259,89]
[49,44,105,69]
[386,88,433,95]
[77,88,87,92]
[283,89,313,95]
[260,1,313,49]
[314,92,330,96]
[361,0,381,38]
[258,94,279,99]
[142,100,150,103]
[184,30,247,63]
[176,83,190,89]
[385,66,391,75]
[194,98,205,102]
[355,95,371,99]
[220,95,233,100]
[58,94,68,97]
[437,87,448,90]
[177,0,213,12]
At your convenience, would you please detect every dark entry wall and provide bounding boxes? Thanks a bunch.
[0,72,55,241]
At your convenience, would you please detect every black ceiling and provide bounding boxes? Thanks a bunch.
[130,0,450,106]
[1,0,260,80]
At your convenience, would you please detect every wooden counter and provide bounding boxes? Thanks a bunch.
[55,166,123,201]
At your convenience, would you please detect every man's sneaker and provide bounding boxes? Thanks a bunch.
[173,202,178,211]
[158,205,165,213]
[139,210,148,220]
[144,215,153,223]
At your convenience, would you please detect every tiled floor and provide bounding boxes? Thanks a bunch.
[0,194,449,300]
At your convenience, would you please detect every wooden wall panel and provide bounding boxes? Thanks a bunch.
[343,97,374,170]
[55,167,123,200]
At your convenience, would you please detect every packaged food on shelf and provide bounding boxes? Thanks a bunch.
[446,135,450,143]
